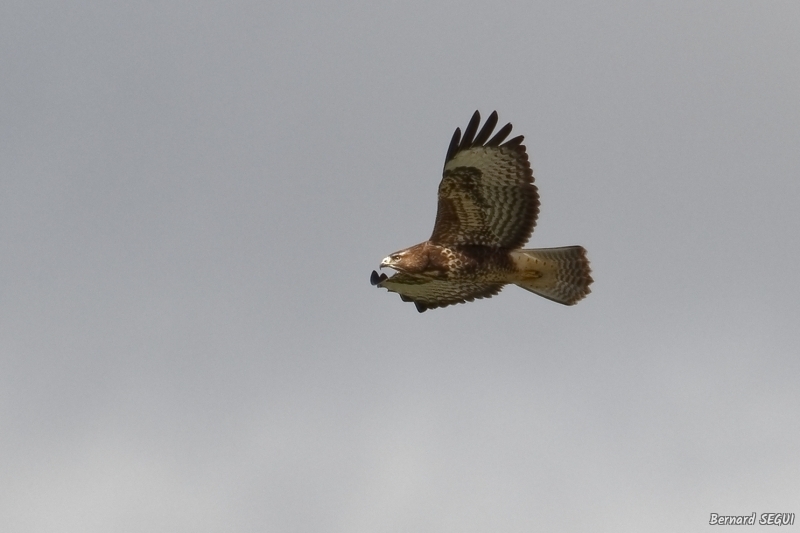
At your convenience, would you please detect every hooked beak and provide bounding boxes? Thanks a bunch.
[380,256,392,269]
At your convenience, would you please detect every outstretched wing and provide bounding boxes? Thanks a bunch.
[370,270,504,312]
[430,111,539,249]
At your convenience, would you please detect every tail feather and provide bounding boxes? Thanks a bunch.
[510,246,592,305]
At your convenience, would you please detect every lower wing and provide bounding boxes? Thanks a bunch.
[370,270,504,312]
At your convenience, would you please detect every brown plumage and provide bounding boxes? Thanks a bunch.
[371,111,592,312]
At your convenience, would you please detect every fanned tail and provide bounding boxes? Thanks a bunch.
[510,246,592,305]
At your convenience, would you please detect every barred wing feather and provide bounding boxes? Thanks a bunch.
[371,270,503,312]
[430,111,540,249]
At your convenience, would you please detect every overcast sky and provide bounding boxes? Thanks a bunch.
[2,1,799,532]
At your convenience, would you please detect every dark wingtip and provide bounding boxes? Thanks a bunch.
[414,302,428,313]
[460,110,481,148]
[445,127,461,164]
[504,134,524,148]
[486,122,513,146]
[472,110,498,146]
[370,270,385,286]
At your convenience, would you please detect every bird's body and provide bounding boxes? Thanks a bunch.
[381,242,515,281]
[372,111,592,312]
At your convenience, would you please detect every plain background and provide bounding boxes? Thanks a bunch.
[2,1,799,532]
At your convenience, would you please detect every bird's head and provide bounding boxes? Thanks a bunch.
[380,243,429,273]
[380,251,407,271]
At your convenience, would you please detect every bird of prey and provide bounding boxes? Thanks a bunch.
[371,111,592,312]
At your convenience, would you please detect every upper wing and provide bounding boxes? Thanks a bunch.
[429,111,539,249]
[370,270,504,312]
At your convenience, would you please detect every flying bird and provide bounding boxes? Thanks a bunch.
[371,111,592,312]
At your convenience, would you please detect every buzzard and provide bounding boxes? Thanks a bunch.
[371,111,592,312]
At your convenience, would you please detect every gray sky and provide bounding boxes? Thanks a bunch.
[2,1,799,531]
